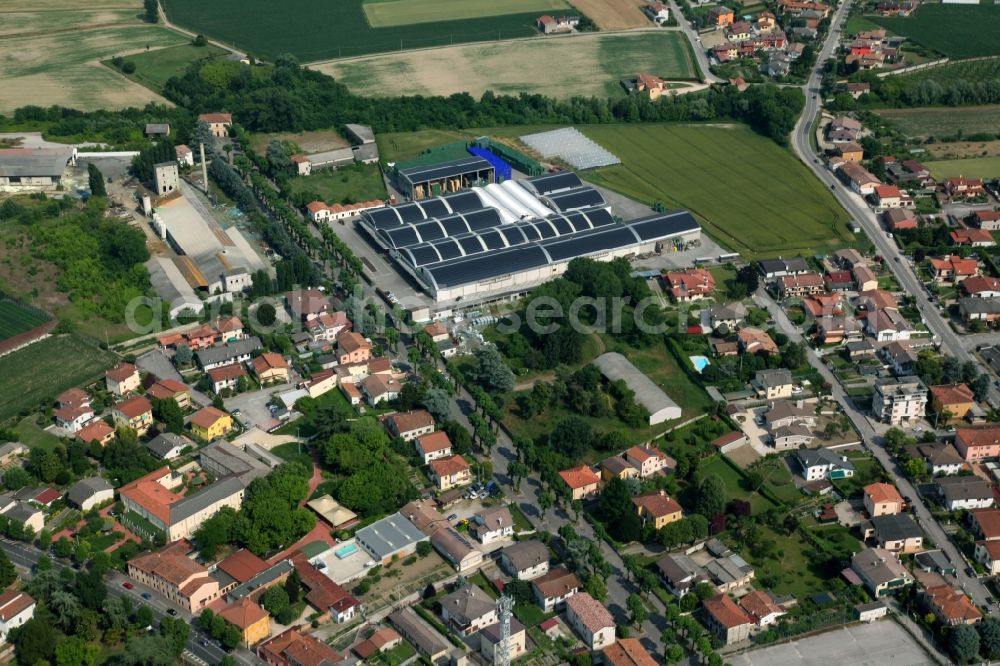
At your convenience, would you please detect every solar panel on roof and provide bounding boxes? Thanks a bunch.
[463,208,503,231]
[478,231,507,250]
[583,208,615,228]
[384,227,419,248]
[519,224,541,241]
[443,190,485,213]
[526,171,583,195]
[441,217,470,236]
[499,227,528,246]
[416,223,445,242]
[367,207,403,229]
[458,236,485,254]
[433,239,464,261]
[405,245,444,267]
[417,199,449,218]
[627,211,700,241]
[547,187,607,212]
[549,217,574,236]
[542,226,639,262]
[425,246,550,287]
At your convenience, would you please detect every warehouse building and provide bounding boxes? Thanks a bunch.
[358,172,700,306]
[593,352,682,424]
[0,147,76,191]
[393,156,495,200]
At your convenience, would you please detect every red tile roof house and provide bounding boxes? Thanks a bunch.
[702,595,753,645]
[76,419,115,447]
[624,445,674,477]
[353,627,402,661]
[415,431,452,465]
[111,395,154,435]
[954,425,1000,463]
[305,201,331,223]
[558,465,601,500]
[963,276,1000,299]
[946,177,985,199]
[532,567,580,612]
[428,455,472,491]
[284,288,329,322]
[294,556,361,623]
[336,331,371,365]
[0,590,36,640]
[883,207,918,231]
[306,311,351,342]
[54,388,95,433]
[950,228,996,247]
[779,272,825,297]
[873,184,912,210]
[207,363,246,394]
[564,592,616,650]
[385,410,435,441]
[198,113,232,138]
[106,362,140,396]
[927,255,980,284]
[739,590,787,627]
[971,210,1000,231]
[257,626,344,666]
[146,378,192,409]
[664,268,715,302]
[971,508,1000,541]
[923,584,982,625]
[825,271,854,292]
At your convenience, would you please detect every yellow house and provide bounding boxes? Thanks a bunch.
[632,490,683,529]
[190,406,232,441]
[219,598,270,646]
[251,352,290,385]
[112,395,154,436]
[929,384,977,421]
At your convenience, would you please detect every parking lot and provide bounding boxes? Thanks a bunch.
[222,381,297,431]
[729,620,933,666]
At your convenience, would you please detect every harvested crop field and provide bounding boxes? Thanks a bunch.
[579,124,852,257]
[315,31,697,99]
[0,25,186,113]
[572,0,651,29]
[362,0,571,27]
[0,8,138,37]
[875,105,1000,140]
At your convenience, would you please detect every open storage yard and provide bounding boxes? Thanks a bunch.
[0,18,186,113]
[578,124,853,258]
[162,0,547,61]
[875,105,1000,140]
[872,4,1000,58]
[361,0,572,27]
[0,334,116,420]
[313,32,698,99]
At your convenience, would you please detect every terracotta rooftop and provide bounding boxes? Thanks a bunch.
[130,542,207,586]
[56,387,89,407]
[259,627,343,666]
[252,352,288,374]
[558,465,600,490]
[532,567,580,600]
[972,508,1000,540]
[337,331,370,353]
[930,383,976,406]
[389,410,434,434]
[957,425,1000,451]
[739,590,784,622]
[207,363,246,383]
[429,455,470,477]
[864,482,903,506]
[0,591,34,621]
[190,405,229,430]
[416,431,452,455]
[113,395,152,419]
[632,491,682,518]
[76,419,114,444]
[219,597,268,629]
[218,549,270,584]
[565,592,614,633]
[703,594,752,628]
[198,113,232,124]
[119,467,181,524]
[925,584,982,624]
[147,379,189,400]
[601,638,658,666]
[106,362,137,383]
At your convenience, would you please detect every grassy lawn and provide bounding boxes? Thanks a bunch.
[871,4,1000,58]
[271,442,313,468]
[513,602,552,627]
[875,105,1000,141]
[923,156,1000,180]
[469,572,498,598]
[12,418,63,452]
[509,503,534,532]
[755,457,801,505]
[0,335,117,422]
[0,300,51,341]
[699,456,779,514]
[843,13,882,34]
[579,124,853,259]
[374,641,417,666]
[105,42,227,93]
[285,163,388,205]
[740,523,860,599]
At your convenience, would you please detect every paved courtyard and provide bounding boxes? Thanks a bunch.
[730,620,934,666]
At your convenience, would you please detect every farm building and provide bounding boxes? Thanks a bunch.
[592,352,681,424]
[358,170,700,305]
[393,156,495,200]
[0,147,76,192]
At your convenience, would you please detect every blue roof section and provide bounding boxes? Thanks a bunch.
[468,146,512,183]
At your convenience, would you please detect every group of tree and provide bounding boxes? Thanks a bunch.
[916,350,993,402]
[832,68,1000,112]
[197,609,243,650]
[87,164,106,198]
[158,56,804,145]
[516,364,650,428]
[129,142,177,185]
[949,616,1000,663]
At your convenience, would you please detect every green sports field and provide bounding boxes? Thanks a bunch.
[923,156,1000,180]
[162,0,544,61]
[0,299,51,341]
[872,5,1000,58]
[104,42,227,93]
[579,124,853,258]
[363,0,571,27]
[315,32,698,99]
[0,334,116,420]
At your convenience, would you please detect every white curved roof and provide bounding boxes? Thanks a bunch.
[592,352,681,425]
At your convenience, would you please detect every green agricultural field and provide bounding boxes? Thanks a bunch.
[923,156,1000,180]
[363,0,571,27]
[872,5,1000,58]
[0,334,116,420]
[896,58,1000,88]
[579,124,853,258]
[875,105,1000,140]
[285,163,388,206]
[315,32,698,99]
[0,299,51,341]
[161,0,544,61]
[0,7,139,37]
[105,42,227,92]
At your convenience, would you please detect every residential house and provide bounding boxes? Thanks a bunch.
[302,369,337,399]
[930,384,977,421]
[386,410,434,441]
[664,268,715,301]
[951,229,995,247]
[971,508,1000,541]
[963,276,1000,299]
[796,448,855,481]
[656,553,707,597]
[111,395,153,435]
[128,542,221,612]
[928,255,980,283]
[196,337,263,371]
[469,505,514,544]
[864,482,905,517]
[430,527,483,573]
[702,595,753,645]
[632,490,683,529]
[738,327,779,355]
[207,363,246,394]
[284,289,329,322]
[54,388,94,433]
[559,465,601,500]
[711,431,748,453]
[106,362,140,396]
[709,5,735,26]
[704,552,755,593]
[907,442,964,476]
[975,540,1000,575]
[352,628,402,662]
[624,445,672,477]
[874,184,909,210]
[428,455,472,491]
[880,341,918,376]
[852,548,913,596]
[565,592,616,650]
[883,208,918,231]
[257,626,344,666]
[441,585,497,635]
[415,431,452,465]
[198,113,232,138]
[856,600,889,623]
[190,406,232,441]
[936,476,994,511]
[853,265,879,293]
[739,590,787,627]
[758,257,811,279]
[67,477,114,512]
[0,591,35,642]
[76,420,115,447]
[601,456,639,481]
[536,14,579,33]
[306,311,351,343]
[710,302,747,329]
[971,210,1000,231]
[479,618,527,665]
[219,598,270,647]
[959,298,1000,327]
[923,585,982,625]
[361,374,400,405]
[4,501,43,533]
[764,400,816,430]
[946,177,985,199]
[600,638,658,666]
[753,368,794,399]
[500,540,550,581]
[834,141,864,163]
[872,376,927,424]
[846,82,870,98]
[175,144,193,167]
[532,567,580,611]
[146,378,192,409]
[869,513,923,553]
[838,162,881,195]
[336,331,371,365]
[825,271,854,292]
[954,425,1000,462]
[252,353,289,384]
[355,513,429,565]
[633,73,669,100]
[779,272,824,297]
[643,1,670,24]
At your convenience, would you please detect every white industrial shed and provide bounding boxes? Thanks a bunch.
[592,352,681,425]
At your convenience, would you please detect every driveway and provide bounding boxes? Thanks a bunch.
[223,382,297,431]
[136,350,211,406]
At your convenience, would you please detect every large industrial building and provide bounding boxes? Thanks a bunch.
[0,147,76,192]
[358,172,700,306]
[393,156,495,200]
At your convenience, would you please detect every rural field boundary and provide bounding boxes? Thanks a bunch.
[877,57,949,78]
[0,321,58,359]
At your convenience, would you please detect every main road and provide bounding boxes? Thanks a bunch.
[665,0,725,84]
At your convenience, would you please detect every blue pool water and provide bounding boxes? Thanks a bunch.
[335,543,358,559]
[690,355,711,373]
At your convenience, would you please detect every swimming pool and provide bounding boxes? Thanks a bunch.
[335,543,359,559]
[690,355,711,373]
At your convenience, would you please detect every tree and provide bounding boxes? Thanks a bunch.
[979,617,1000,659]
[153,398,184,434]
[56,635,99,666]
[267,140,293,175]
[193,34,208,47]
[585,575,607,602]
[0,550,14,589]
[949,623,980,663]
[3,467,30,491]
[421,387,451,422]
[467,347,514,394]
[257,302,276,327]
[284,568,302,604]
[12,617,57,665]
[143,0,159,22]
[598,477,642,543]
[973,374,992,403]
[626,593,646,625]
[665,644,685,664]
[122,61,136,75]
[263,585,292,624]
[222,623,241,650]
[694,474,726,518]
[416,541,432,557]
[49,590,82,633]
[87,164,106,198]
[135,604,154,629]
[159,616,190,656]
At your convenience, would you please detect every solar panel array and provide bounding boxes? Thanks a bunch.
[519,128,621,170]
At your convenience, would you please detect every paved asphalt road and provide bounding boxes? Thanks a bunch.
[666,0,725,84]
